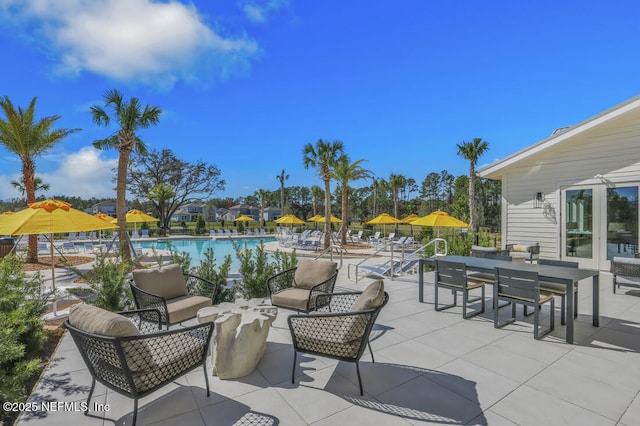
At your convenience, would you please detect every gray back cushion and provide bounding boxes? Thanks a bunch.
[69,303,140,337]
[352,280,385,311]
[293,259,337,290]
[132,264,188,300]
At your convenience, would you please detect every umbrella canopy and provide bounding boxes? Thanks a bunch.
[0,199,118,317]
[0,199,118,235]
[310,215,342,223]
[400,214,420,223]
[275,214,305,225]
[94,213,114,222]
[1,211,15,216]
[410,210,469,228]
[234,215,255,222]
[110,209,158,224]
[366,213,401,225]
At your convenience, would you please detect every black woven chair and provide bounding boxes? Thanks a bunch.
[130,264,218,329]
[267,259,338,313]
[65,307,214,426]
[288,283,389,395]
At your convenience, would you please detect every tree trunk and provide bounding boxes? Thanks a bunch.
[117,147,132,260]
[323,178,331,249]
[23,159,38,263]
[341,183,348,245]
[469,163,475,229]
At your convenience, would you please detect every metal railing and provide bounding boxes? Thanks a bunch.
[313,244,345,269]
[347,237,448,283]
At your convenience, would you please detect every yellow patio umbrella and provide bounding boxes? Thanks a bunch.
[307,214,323,222]
[1,211,15,216]
[366,213,401,236]
[310,215,342,223]
[111,209,159,233]
[0,199,117,316]
[275,214,305,225]
[400,214,419,223]
[94,212,114,222]
[234,214,255,222]
[410,210,469,236]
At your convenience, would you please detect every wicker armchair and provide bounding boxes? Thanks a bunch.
[267,259,338,312]
[65,304,214,426]
[288,280,389,395]
[130,264,218,329]
[611,256,640,293]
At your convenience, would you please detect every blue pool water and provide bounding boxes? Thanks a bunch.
[134,237,275,270]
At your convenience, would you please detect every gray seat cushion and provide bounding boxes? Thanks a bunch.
[166,295,212,323]
[271,288,311,311]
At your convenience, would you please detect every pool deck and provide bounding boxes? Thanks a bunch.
[16,250,640,426]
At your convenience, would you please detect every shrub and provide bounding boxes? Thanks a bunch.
[73,253,134,312]
[0,255,48,422]
[190,248,235,304]
[232,240,296,299]
[194,215,206,235]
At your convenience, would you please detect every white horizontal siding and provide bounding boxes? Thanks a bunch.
[501,110,640,259]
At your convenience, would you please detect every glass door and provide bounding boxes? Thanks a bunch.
[604,186,638,264]
[564,188,594,261]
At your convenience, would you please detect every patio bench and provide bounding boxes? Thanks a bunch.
[505,242,540,263]
[611,256,640,293]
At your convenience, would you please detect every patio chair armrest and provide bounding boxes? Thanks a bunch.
[129,281,170,324]
[530,245,541,255]
[315,291,361,313]
[118,309,163,333]
[184,273,218,301]
[611,258,640,277]
[266,267,297,295]
[307,271,338,310]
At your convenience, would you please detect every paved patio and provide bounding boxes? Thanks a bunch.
[17,259,640,425]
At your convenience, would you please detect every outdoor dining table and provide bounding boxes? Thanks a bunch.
[418,255,600,344]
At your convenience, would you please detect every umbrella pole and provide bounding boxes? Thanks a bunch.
[50,232,57,317]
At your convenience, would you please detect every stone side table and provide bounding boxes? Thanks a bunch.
[197,298,277,379]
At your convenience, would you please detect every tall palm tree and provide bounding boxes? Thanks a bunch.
[256,188,268,227]
[91,89,162,259]
[303,139,344,249]
[457,137,489,229]
[388,173,406,219]
[148,183,175,236]
[276,169,289,214]
[0,96,80,263]
[332,155,370,244]
[11,176,50,198]
[310,185,324,217]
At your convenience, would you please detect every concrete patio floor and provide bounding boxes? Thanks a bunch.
[17,260,640,425]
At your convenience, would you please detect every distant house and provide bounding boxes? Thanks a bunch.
[479,94,640,270]
[171,202,207,222]
[90,200,124,216]
[228,204,260,220]
[263,207,282,222]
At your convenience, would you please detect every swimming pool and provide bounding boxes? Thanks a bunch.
[134,237,275,270]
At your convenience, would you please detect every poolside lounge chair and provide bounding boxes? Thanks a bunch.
[62,241,79,253]
[78,232,87,240]
[65,304,213,426]
[131,230,140,239]
[288,280,389,395]
[67,232,76,241]
[141,229,150,238]
[37,242,49,254]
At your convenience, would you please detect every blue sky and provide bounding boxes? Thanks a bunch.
[0,0,639,201]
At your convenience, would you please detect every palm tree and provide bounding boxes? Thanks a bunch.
[303,139,344,249]
[276,169,289,214]
[91,89,162,259]
[388,173,406,219]
[11,176,50,198]
[310,185,324,217]
[457,137,489,229]
[332,155,371,244]
[0,96,80,263]
[256,188,268,227]
[148,183,175,236]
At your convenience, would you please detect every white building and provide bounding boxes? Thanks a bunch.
[479,95,640,270]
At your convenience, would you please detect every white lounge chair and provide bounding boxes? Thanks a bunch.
[62,241,79,253]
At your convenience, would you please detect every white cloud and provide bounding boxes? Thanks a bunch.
[0,146,118,200]
[0,0,259,87]
[241,0,288,24]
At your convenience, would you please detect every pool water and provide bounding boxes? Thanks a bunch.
[134,237,275,270]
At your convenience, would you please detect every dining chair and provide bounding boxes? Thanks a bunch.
[534,258,579,325]
[435,260,485,319]
[494,267,555,339]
